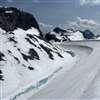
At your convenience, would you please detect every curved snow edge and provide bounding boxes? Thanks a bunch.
[3,56,77,100]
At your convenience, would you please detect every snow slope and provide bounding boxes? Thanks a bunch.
[0,7,79,100]
[0,26,77,100]
[68,31,85,41]
[95,36,100,40]
[30,41,100,100]
[29,42,93,100]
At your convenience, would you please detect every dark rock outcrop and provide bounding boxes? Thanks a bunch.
[0,52,5,61]
[81,30,95,39]
[45,32,61,42]
[53,27,67,34]
[44,27,70,42]
[0,7,42,36]
[0,70,4,81]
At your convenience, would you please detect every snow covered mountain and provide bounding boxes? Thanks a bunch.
[45,27,85,42]
[44,27,97,42]
[0,7,76,99]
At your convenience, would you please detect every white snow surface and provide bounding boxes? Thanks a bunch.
[95,36,100,40]
[68,31,85,41]
[5,10,13,13]
[0,27,77,100]
[29,41,100,100]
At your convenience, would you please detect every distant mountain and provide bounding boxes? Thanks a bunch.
[0,7,75,99]
[45,27,85,42]
[44,27,97,42]
[45,28,70,42]
[53,27,67,34]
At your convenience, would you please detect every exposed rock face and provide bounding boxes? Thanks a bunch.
[44,27,70,42]
[0,7,42,36]
[81,30,95,39]
[44,27,96,42]
[45,32,61,42]
[53,27,67,34]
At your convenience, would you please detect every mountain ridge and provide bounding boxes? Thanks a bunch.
[0,7,75,99]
